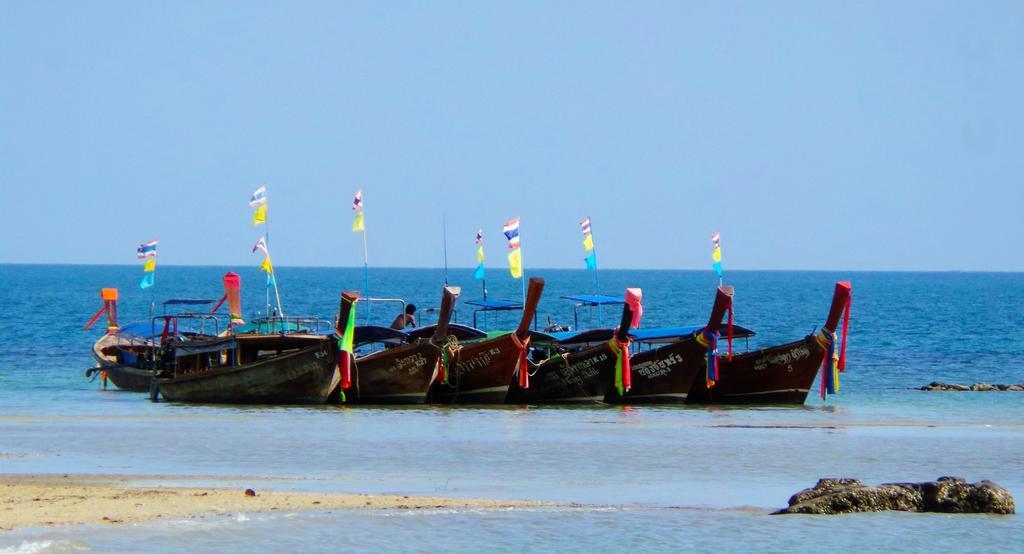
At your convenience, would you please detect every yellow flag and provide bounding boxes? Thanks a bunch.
[143,258,156,272]
[508,248,522,278]
[476,246,485,263]
[582,235,594,251]
[253,204,267,225]
[712,246,722,263]
[352,211,365,232]
[260,256,273,273]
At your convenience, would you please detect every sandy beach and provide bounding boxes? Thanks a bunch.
[0,474,551,531]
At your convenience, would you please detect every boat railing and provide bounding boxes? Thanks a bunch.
[245,315,332,335]
[358,297,406,327]
[150,313,223,339]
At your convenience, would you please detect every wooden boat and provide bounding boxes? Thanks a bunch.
[85,289,219,392]
[334,285,459,404]
[152,332,339,404]
[605,286,738,404]
[428,278,545,404]
[685,281,852,405]
[505,289,639,404]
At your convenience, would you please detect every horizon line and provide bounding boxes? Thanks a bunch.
[0,262,1021,274]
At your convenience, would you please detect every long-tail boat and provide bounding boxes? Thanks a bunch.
[151,274,339,404]
[685,281,852,405]
[333,285,460,404]
[428,277,545,404]
[605,286,740,404]
[505,288,641,404]
[85,288,220,392]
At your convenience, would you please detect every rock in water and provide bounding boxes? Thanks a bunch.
[775,477,1015,515]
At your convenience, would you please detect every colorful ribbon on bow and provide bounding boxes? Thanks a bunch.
[696,330,720,388]
[516,335,531,389]
[608,337,632,395]
[816,295,851,399]
[335,295,358,402]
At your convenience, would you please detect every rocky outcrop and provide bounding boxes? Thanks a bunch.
[920,381,1024,391]
[774,477,1015,515]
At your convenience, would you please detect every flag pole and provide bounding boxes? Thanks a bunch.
[592,221,601,323]
[149,251,157,321]
[264,185,283,319]
[362,224,369,324]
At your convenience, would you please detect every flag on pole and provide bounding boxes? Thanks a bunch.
[137,240,158,289]
[503,217,520,249]
[352,189,365,231]
[474,228,485,280]
[254,202,270,224]
[711,232,723,277]
[259,255,273,274]
[249,185,267,207]
[136,240,158,259]
[581,216,597,270]
[252,236,268,256]
[507,248,523,278]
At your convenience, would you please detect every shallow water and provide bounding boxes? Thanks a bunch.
[1,266,1022,550]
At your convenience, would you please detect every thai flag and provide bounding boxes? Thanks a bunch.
[580,217,591,236]
[252,236,268,256]
[136,240,158,259]
[503,217,520,249]
[352,189,363,211]
[475,228,483,245]
[249,185,267,207]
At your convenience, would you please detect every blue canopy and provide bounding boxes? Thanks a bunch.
[560,294,625,306]
[353,325,408,346]
[630,324,755,343]
[407,323,488,341]
[465,299,522,311]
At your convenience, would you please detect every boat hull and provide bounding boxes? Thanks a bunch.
[605,338,706,404]
[90,333,156,392]
[429,333,522,404]
[155,339,339,404]
[685,336,824,405]
[343,342,440,404]
[506,343,615,404]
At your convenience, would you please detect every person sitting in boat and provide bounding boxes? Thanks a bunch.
[390,304,417,330]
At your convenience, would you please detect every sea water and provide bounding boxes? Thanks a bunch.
[0,265,1021,551]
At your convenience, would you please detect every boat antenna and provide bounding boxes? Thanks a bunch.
[442,213,449,286]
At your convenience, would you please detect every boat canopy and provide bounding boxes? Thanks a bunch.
[631,324,756,343]
[407,323,488,342]
[559,294,625,306]
[353,325,408,346]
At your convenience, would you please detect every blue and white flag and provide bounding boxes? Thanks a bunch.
[136,240,158,259]
[249,185,267,208]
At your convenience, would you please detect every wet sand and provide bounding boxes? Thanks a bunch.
[0,474,551,531]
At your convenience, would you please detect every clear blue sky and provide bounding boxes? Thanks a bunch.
[2,1,1021,271]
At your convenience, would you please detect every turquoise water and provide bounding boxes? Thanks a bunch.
[1,265,1022,551]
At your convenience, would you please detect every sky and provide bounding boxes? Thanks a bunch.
[1,1,1021,271]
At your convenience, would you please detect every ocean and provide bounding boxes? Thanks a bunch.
[1,265,1022,552]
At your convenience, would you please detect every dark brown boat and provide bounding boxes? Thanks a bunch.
[606,286,735,404]
[152,332,339,404]
[428,278,544,404]
[334,285,460,404]
[506,288,639,404]
[85,289,219,392]
[685,281,852,405]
